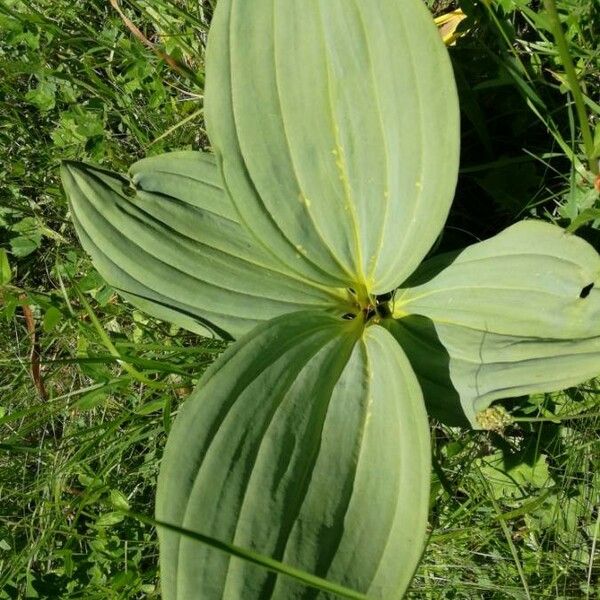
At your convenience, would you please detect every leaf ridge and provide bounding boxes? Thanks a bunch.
[221,332,358,598]
[271,337,371,597]
[71,214,244,337]
[272,0,358,285]
[315,0,367,288]
[174,322,348,597]
[123,186,346,302]
[352,0,391,284]
[374,2,427,291]
[70,172,341,310]
[226,0,347,288]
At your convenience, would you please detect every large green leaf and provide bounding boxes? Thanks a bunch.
[205,0,459,295]
[157,312,430,599]
[384,315,468,428]
[61,152,350,339]
[392,221,600,427]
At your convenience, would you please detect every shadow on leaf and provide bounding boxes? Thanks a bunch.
[384,315,469,428]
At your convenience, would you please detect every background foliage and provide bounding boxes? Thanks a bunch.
[0,0,598,598]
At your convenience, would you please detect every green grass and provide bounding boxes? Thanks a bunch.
[1,0,599,598]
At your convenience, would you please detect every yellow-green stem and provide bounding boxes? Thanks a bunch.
[543,0,598,175]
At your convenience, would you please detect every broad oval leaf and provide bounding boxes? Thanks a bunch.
[61,152,350,339]
[156,312,430,599]
[392,221,600,427]
[205,0,459,295]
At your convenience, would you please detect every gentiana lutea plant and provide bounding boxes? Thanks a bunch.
[61,0,600,598]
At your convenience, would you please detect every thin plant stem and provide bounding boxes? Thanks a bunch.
[543,0,598,175]
[587,509,600,599]
[513,412,600,423]
[478,472,532,600]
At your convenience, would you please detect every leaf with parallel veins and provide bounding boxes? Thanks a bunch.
[205,0,460,296]
[393,221,600,427]
[157,312,430,600]
[61,152,350,339]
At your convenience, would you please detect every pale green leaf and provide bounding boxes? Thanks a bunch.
[0,249,11,286]
[42,306,62,333]
[25,79,56,112]
[110,489,131,512]
[61,152,350,339]
[95,512,125,528]
[10,217,43,257]
[205,0,459,295]
[393,221,600,427]
[156,313,430,599]
[477,451,553,498]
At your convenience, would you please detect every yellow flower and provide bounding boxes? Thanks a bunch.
[435,9,468,46]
